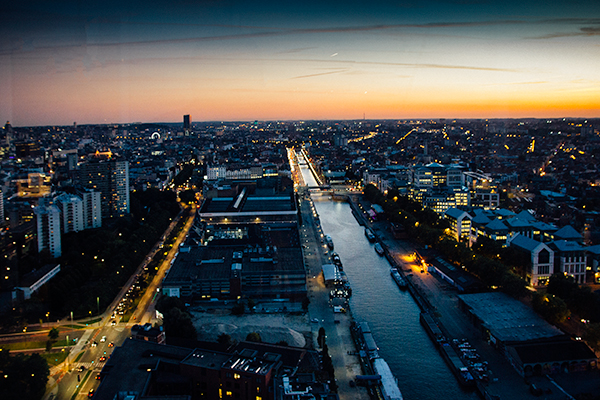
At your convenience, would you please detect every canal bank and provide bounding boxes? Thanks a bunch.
[350,196,599,400]
[310,196,477,400]
[297,186,370,400]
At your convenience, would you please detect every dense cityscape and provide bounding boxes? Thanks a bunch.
[2,0,600,398]
[1,116,600,399]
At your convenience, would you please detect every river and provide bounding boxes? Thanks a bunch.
[299,161,476,400]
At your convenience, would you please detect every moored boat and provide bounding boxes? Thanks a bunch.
[364,228,376,242]
[374,242,384,256]
[390,268,408,289]
[325,234,334,250]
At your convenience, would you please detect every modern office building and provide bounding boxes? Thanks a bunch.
[184,114,191,131]
[78,159,129,218]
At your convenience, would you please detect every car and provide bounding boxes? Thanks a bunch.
[91,341,97,347]
[310,318,319,323]
[111,320,116,326]
[78,365,86,372]
[108,342,114,347]
[95,373,101,380]
[88,389,95,398]
[99,356,107,362]
[100,336,106,342]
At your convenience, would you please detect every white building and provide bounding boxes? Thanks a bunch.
[112,160,130,217]
[54,193,84,233]
[443,208,472,241]
[507,234,554,286]
[35,202,62,258]
[206,165,227,180]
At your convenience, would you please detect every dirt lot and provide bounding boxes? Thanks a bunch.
[190,308,312,348]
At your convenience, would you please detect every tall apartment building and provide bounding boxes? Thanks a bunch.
[80,189,102,229]
[54,193,84,233]
[183,114,191,131]
[53,191,102,233]
[0,188,4,223]
[35,202,61,258]
[78,160,130,219]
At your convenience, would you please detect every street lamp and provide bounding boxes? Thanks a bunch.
[65,334,70,371]
[97,297,100,316]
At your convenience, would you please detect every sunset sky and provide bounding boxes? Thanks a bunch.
[1,0,599,126]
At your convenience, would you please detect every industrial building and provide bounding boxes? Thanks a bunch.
[458,292,596,376]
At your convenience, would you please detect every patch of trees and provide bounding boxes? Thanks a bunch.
[27,189,180,321]
[46,327,59,352]
[0,350,49,400]
[245,332,262,343]
[531,292,571,325]
[547,273,600,322]
[543,273,600,351]
[363,184,528,298]
[172,163,195,188]
[179,189,196,204]
[156,296,197,340]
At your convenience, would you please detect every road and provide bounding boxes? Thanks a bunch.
[43,206,197,400]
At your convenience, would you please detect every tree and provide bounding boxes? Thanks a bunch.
[232,303,245,315]
[532,292,571,325]
[156,296,187,315]
[179,189,196,204]
[0,350,49,400]
[246,332,262,343]
[317,327,326,348]
[500,272,528,299]
[217,333,233,348]
[302,296,310,311]
[48,327,59,341]
[583,323,600,352]
[163,307,197,340]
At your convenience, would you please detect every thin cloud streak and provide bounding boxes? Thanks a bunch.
[4,17,600,56]
[530,26,600,39]
[290,69,348,79]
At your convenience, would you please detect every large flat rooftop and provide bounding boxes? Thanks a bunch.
[164,245,304,284]
[199,193,296,216]
[458,292,564,344]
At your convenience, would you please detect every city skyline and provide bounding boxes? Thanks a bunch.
[1,0,599,127]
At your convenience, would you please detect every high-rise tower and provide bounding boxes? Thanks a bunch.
[35,201,62,258]
[78,160,130,219]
